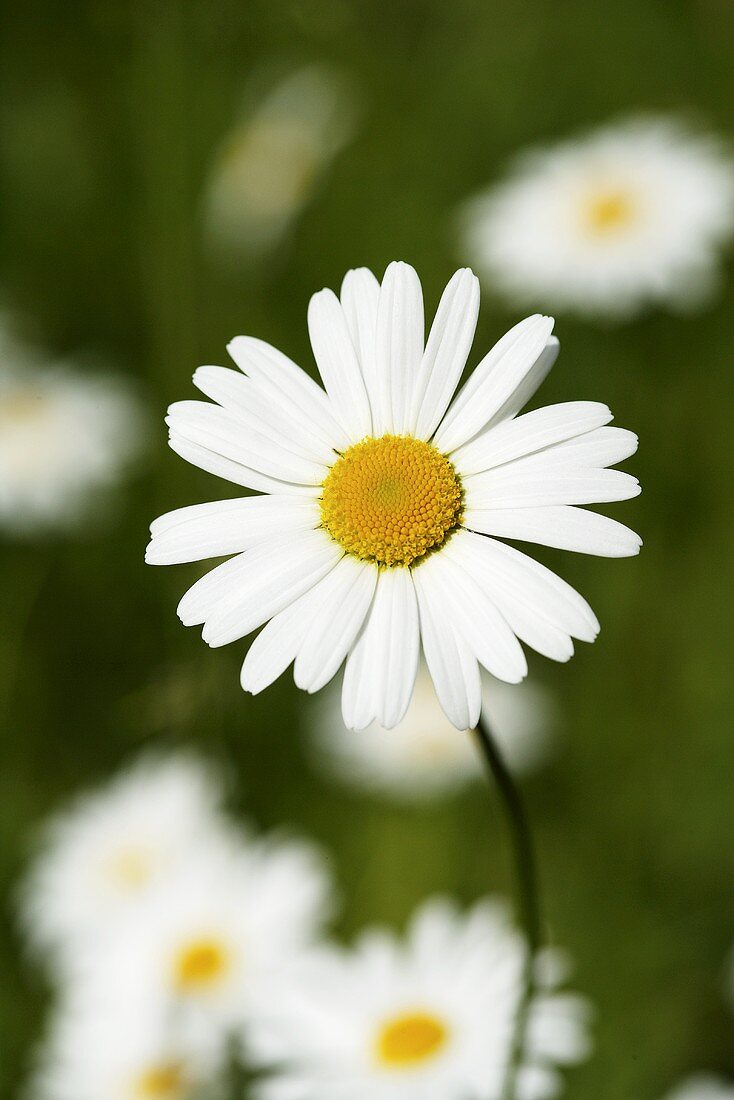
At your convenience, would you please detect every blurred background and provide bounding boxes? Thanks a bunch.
[1,1,734,1096]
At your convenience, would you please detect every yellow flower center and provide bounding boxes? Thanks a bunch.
[0,389,47,427]
[134,1062,185,1098]
[320,435,462,567]
[107,846,153,891]
[375,1010,449,1068]
[173,936,231,992]
[582,188,637,235]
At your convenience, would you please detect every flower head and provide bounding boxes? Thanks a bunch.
[309,663,555,800]
[663,1078,734,1100]
[30,995,223,1100]
[246,897,591,1100]
[0,324,145,532]
[459,118,734,317]
[148,263,640,730]
[63,830,334,1033]
[204,65,358,260]
[20,753,228,962]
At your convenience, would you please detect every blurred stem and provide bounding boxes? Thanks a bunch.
[474,715,541,1100]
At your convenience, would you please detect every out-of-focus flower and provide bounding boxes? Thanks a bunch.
[308,663,555,800]
[246,896,591,1100]
[459,118,734,318]
[203,65,359,260]
[0,327,145,533]
[31,995,224,1100]
[147,263,641,731]
[21,753,228,962]
[65,833,334,1034]
[662,1078,734,1100]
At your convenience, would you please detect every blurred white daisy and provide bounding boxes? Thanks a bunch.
[309,663,555,801]
[460,118,734,318]
[66,832,334,1034]
[662,1078,734,1100]
[147,262,641,731]
[21,753,228,961]
[247,896,591,1100]
[204,65,359,260]
[0,335,145,532]
[32,995,224,1100]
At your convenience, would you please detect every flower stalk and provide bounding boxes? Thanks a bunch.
[474,714,542,1100]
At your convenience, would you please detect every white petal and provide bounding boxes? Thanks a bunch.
[293,557,377,692]
[439,533,574,663]
[412,268,480,440]
[201,529,343,648]
[447,531,599,641]
[412,565,481,729]
[452,402,613,476]
[307,288,372,439]
[417,544,528,683]
[167,401,327,485]
[464,467,641,509]
[168,432,317,496]
[340,267,381,417]
[193,365,336,465]
[463,504,642,557]
[374,261,425,434]
[341,568,419,730]
[227,335,349,451]
[146,496,319,564]
[483,336,559,429]
[512,425,639,470]
[240,584,327,695]
[177,551,252,627]
[435,316,555,452]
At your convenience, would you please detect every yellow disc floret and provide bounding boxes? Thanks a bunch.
[320,435,462,568]
[583,187,637,235]
[135,1061,186,1098]
[375,1010,449,1068]
[172,937,231,992]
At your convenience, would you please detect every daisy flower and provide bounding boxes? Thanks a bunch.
[459,117,734,318]
[64,831,334,1034]
[204,65,358,260]
[31,995,224,1100]
[246,896,591,1100]
[20,753,228,961]
[308,663,555,801]
[147,262,641,731]
[0,334,145,532]
[662,1078,734,1100]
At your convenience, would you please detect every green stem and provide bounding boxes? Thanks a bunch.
[474,714,542,1100]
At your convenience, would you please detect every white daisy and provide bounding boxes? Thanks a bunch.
[0,335,145,532]
[20,753,228,961]
[246,896,591,1100]
[31,995,224,1100]
[64,831,334,1034]
[147,262,641,731]
[662,1078,734,1100]
[204,65,358,259]
[308,663,555,801]
[459,118,734,318]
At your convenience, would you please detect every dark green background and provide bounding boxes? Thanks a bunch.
[1,1,733,1096]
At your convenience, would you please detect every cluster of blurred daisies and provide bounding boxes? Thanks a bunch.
[20,753,591,1100]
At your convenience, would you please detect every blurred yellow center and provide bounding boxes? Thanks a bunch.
[375,1010,449,1067]
[135,1062,185,1098]
[109,847,152,891]
[173,937,230,991]
[320,435,462,567]
[0,390,46,427]
[583,189,636,234]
